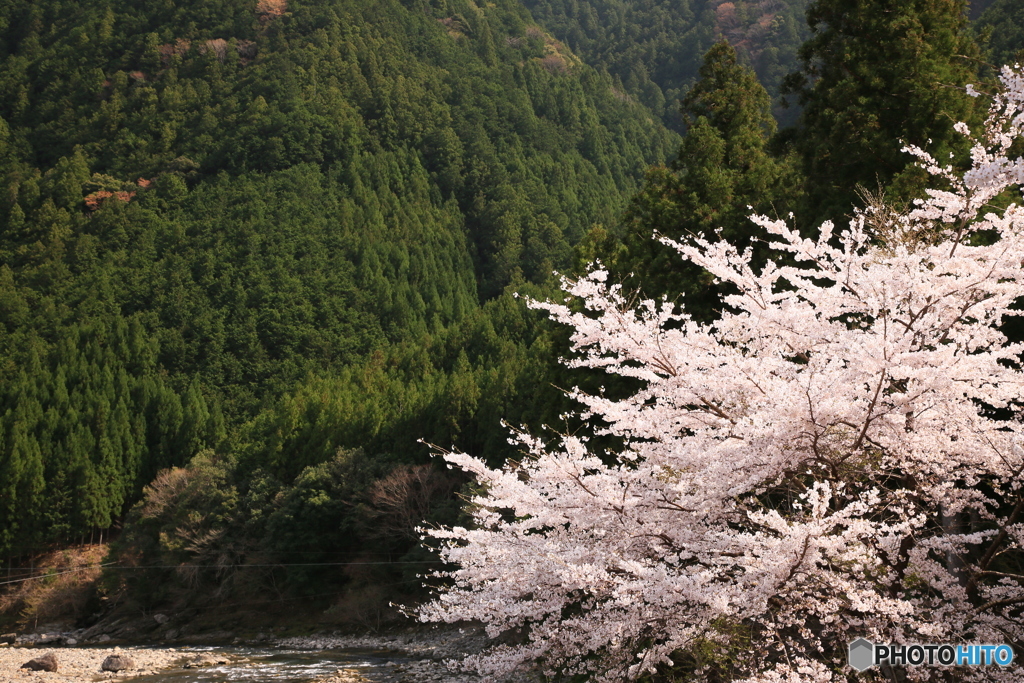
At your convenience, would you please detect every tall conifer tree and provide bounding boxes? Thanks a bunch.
[783,0,979,223]
[601,42,799,319]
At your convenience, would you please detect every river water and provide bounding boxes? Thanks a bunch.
[126,646,410,682]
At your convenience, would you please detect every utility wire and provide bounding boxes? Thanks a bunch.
[0,563,116,587]
[0,560,446,586]
[103,561,444,569]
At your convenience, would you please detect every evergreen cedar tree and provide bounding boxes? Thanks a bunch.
[419,68,1024,682]
[606,41,800,320]
[783,0,980,225]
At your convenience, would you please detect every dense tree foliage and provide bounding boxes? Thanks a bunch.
[977,0,1024,68]
[589,41,801,319]
[521,0,811,128]
[0,0,677,557]
[783,0,980,224]
[2,0,1022,634]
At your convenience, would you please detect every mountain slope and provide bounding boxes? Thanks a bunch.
[521,0,811,127]
[0,0,679,556]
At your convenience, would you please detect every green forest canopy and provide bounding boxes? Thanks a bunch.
[0,0,676,557]
[0,0,1021,616]
[520,0,811,127]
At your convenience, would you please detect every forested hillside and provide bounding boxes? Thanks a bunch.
[521,0,811,127]
[977,0,1024,67]
[2,0,1022,634]
[0,0,678,563]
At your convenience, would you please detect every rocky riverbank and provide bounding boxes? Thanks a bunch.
[0,646,185,681]
[0,624,535,683]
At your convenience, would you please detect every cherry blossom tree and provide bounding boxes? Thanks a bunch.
[418,68,1024,682]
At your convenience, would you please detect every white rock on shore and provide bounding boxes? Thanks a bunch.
[0,646,181,681]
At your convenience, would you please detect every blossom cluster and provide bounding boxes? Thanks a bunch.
[419,67,1024,682]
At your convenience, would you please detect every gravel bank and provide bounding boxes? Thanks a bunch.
[0,646,182,682]
[0,626,532,683]
[281,626,532,683]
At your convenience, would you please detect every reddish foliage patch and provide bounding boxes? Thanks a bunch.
[716,2,738,29]
[84,190,136,211]
[200,39,229,62]
[256,0,286,18]
[539,53,568,74]
[158,38,192,66]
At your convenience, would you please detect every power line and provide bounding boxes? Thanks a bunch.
[104,561,443,569]
[0,563,115,587]
[0,560,446,586]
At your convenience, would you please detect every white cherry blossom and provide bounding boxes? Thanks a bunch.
[418,67,1024,682]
